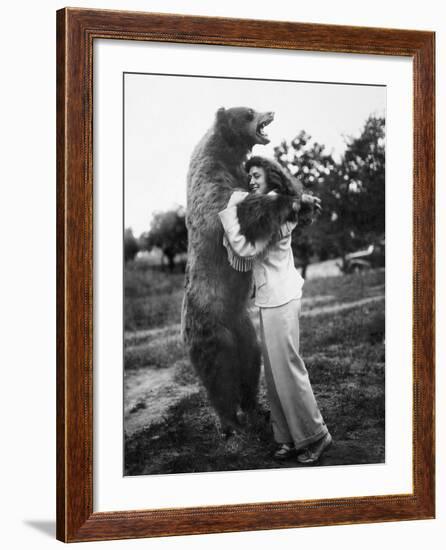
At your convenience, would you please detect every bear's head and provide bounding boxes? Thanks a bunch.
[216,107,275,148]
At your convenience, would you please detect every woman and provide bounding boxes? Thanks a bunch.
[218,156,332,463]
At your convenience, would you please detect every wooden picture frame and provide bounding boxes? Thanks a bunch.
[56,7,435,542]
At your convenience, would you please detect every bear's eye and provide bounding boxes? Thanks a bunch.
[246,109,254,121]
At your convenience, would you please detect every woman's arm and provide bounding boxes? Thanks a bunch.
[219,202,270,259]
[218,190,321,270]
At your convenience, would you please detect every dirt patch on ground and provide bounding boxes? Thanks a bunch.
[125,363,200,437]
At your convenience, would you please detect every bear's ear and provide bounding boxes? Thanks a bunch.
[216,107,227,123]
[216,106,235,141]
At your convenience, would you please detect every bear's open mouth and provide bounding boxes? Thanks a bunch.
[256,113,274,143]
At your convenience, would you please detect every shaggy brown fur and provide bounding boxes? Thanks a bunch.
[237,193,299,244]
[182,107,299,435]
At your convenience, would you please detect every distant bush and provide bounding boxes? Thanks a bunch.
[124,228,139,263]
[141,206,187,272]
[124,262,185,331]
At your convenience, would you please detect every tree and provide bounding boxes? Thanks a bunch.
[124,228,139,263]
[274,116,385,263]
[274,130,339,262]
[274,130,336,190]
[319,115,386,264]
[341,116,385,237]
[144,206,187,272]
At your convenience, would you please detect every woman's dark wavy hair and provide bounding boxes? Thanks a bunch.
[245,156,301,197]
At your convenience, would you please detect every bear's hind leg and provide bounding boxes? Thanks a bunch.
[236,315,261,417]
[190,328,242,437]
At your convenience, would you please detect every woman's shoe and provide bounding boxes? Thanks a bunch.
[273,443,295,459]
[296,432,332,464]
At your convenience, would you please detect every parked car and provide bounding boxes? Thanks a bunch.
[341,240,385,274]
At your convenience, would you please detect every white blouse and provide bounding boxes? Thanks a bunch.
[219,191,304,308]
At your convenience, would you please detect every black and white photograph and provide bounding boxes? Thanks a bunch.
[123,72,386,476]
[2,0,441,547]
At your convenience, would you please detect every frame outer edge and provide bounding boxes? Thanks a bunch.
[56,7,436,542]
[56,7,67,543]
[57,7,94,542]
[431,32,436,519]
[414,31,435,518]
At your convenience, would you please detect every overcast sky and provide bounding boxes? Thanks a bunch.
[124,73,385,236]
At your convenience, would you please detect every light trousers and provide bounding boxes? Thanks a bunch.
[259,298,328,450]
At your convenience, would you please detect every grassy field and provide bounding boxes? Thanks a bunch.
[124,261,385,475]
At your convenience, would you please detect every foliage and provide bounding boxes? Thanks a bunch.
[274,116,386,261]
[141,206,187,271]
[124,228,139,263]
[274,130,336,190]
[124,262,185,331]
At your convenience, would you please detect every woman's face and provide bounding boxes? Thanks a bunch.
[248,166,268,194]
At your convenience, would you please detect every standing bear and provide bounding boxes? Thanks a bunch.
[182,106,301,436]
